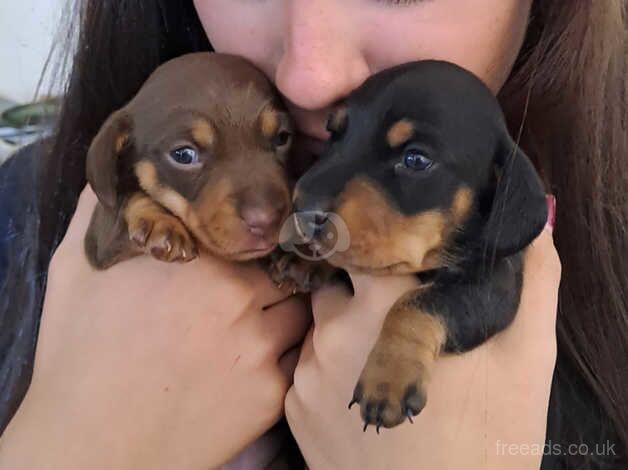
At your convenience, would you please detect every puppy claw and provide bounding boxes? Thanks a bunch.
[130,219,150,247]
[351,343,430,430]
[363,422,368,433]
[268,252,331,294]
[127,213,197,263]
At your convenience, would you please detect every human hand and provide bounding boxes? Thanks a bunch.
[0,187,310,470]
[286,221,559,469]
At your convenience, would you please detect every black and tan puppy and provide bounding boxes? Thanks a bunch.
[84,53,294,269]
[291,60,547,431]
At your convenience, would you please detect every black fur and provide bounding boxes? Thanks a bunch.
[295,60,547,371]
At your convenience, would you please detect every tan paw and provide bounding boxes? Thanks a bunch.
[128,213,197,263]
[350,339,429,433]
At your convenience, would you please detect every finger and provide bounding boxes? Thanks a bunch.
[349,271,418,301]
[310,282,353,324]
[263,296,312,357]
[256,275,296,309]
[233,263,301,309]
[59,185,99,247]
[493,225,561,356]
[48,186,99,270]
[317,273,415,329]
[278,346,302,381]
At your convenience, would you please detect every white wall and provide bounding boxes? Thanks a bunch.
[0,0,66,103]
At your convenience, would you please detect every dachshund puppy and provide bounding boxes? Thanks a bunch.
[291,60,548,431]
[84,52,293,269]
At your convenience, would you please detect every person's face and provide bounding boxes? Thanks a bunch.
[194,0,533,150]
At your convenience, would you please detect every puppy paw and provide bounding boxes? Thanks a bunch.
[124,194,198,263]
[348,303,446,433]
[268,252,331,293]
[349,340,429,433]
[128,214,197,263]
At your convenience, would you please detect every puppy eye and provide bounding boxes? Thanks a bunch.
[400,148,433,171]
[273,130,292,148]
[169,146,199,165]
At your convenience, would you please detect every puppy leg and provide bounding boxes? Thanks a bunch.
[85,203,142,270]
[351,289,446,431]
[124,192,198,263]
[267,251,336,293]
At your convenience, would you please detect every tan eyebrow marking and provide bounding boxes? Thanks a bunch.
[191,118,215,148]
[327,106,348,134]
[386,119,415,148]
[114,132,129,153]
[451,186,473,223]
[260,108,280,138]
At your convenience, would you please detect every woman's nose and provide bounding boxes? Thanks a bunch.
[274,0,370,112]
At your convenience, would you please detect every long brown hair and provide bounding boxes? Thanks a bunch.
[499,2,627,466]
[0,1,626,468]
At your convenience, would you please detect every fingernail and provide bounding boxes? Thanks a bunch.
[545,194,556,232]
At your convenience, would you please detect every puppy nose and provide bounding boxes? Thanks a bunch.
[293,191,333,214]
[294,210,330,239]
[241,206,282,237]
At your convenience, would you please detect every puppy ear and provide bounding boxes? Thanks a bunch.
[86,110,132,211]
[483,133,547,257]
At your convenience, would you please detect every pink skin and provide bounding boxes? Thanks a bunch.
[194,0,533,150]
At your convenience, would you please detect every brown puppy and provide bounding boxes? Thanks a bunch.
[84,53,293,269]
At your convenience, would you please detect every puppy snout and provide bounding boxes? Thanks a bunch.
[293,210,330,240]
[238,186,289,239]
[241,206,282,237]
[293,191,333,214]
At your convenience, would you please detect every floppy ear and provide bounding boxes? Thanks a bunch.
[86,109,132,211]
[483,134,547,257]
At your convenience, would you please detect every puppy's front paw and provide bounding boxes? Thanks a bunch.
[125,194,197,263]
[350,339,429,432]
[129,214,197,262]
[268,252,334,294]
[349,303,446,433]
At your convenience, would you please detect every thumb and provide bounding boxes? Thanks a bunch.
[54,185,99,251]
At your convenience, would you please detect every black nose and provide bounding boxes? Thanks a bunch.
[294,210,330,240]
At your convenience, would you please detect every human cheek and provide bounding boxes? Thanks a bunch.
[193,0,283,79]
[362,0,532,93]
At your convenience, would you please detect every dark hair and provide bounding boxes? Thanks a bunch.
[1,1,626,468]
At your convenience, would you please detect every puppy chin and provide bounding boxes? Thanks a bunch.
[326,251,415,275]
[227,237,278,261]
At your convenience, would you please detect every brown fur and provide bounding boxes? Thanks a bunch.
[124,193,197,262]
[84,53,294,268]
[190,118,215,149]
[451,186,473,223]
[386,119,414,148]
[354,289,446,428]
[326,177,456,274]
[260,108,280,139]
